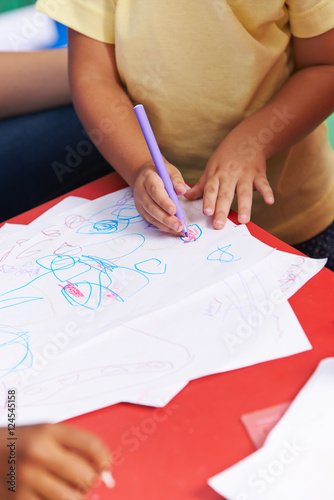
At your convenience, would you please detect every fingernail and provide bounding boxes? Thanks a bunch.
[238,214,248,223]
[214,220,224,229]
[168,206,175,215]
[101,470,116,489]
[204,208,213,216]
[267,196,275,203]
[175,183,185,194]
[173,222,183,232]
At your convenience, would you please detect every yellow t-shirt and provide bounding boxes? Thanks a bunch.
[36,0,334,245]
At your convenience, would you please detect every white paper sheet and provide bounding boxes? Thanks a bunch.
[0,197,88,245]
[0,224,25,235]
[208,358,334,500]
[0,188,275,357]
[28,196,88,227]
[0,224,26,246]
[0,189,325,425]
[0,248,319,425]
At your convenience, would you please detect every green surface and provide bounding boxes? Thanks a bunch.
[326,114,334,150]
[0,0,35,13]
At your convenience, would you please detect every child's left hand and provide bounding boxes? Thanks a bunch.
[0,423,112,500]
[185,129,275,228]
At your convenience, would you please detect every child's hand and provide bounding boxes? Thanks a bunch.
[185,131,274,229]
[0,423,112,500]
[133,160,188,234]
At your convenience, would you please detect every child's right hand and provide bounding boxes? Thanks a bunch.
[133,160,188,234]
[0,423,112,500]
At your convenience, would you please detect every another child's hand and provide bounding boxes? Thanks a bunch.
[0,423,112,500]
[133,160,187,234]
[185,131,274,228]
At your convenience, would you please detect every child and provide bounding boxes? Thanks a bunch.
[35,1,334,269]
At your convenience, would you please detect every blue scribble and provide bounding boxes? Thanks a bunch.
[0,325,33,379]
[76,193,144,235]
[0,191,164,313]
[78,219,122,235]
[135,259,167,275]
[207,244,241,263]
[0,250,152,311]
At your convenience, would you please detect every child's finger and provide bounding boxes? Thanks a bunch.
[169,171,187,195]
[202,180,219,217]
[145,174,178,216]
[21,492,40,500]
[43,439,99,492]
[236,180,253,224]
[141,209,184,235]
[22,463,84,500]
[184,179,205,200]
[140,190,184,233]
[254,175,275,205]
[34,472,85,500]
[212,182,236,229]
[52,425,111,472]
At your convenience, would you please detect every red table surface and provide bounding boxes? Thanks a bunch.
[4,173,334,500]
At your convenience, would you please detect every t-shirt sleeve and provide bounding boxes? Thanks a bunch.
[286,0,334,38]
[35,0,116,43]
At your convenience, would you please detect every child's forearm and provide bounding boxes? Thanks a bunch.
[70,76,152,187]
[68,30,154,187]
[234,25,334,160]
[68,30,188,236]
[234,64,334,161]
[0,49,71,119]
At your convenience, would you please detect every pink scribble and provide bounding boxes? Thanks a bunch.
[278,257,306,293]
[41,226,61,237]
[59,281,85,298]
[54,242,82,256]
[65,214,86,229]
[103,286,124,302]
[181,224,202,244]
[204,297,222,317]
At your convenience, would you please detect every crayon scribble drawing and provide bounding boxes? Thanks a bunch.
[0,325,33,380]
[0,252,156,313]
[207,244,241,264]
[76,189,143,235]
[203,269,283,345]
[0,189,143,267]
[12,325,193,423]
[0,191,169,313]
[0,188,318,425]
[181,224,202,243]
[0,187,278,386]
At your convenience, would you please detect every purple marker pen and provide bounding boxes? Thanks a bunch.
[134,104,188,237]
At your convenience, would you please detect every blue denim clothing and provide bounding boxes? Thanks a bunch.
[293,221,334,271]
[0,105,112,222]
